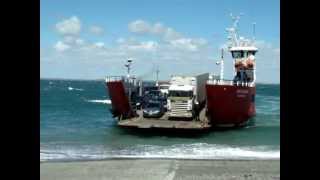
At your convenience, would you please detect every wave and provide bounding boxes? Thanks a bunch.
[40,143,279,161]
[68,86,84,91]
[87,99,111,104]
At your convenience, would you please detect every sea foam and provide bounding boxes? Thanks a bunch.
[68,86,84,91]
[40,143,279,161]
[87,99,111,104]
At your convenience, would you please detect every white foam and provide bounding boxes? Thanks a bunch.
[68,86,84,91]
[40,143,279,161]
[117,144,280,160]
[87,99,111,104]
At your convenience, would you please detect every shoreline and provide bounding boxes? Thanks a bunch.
[41,158,280,180]
[40,157,280,163]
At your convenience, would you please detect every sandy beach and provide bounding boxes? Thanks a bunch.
[40,159,280,180]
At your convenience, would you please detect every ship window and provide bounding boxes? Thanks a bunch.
[231,51,244,58]
[248,51,256,56]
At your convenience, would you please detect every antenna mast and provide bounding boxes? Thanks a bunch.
[125,58,133,78]
[156,66,159,86]
[253,22,256,42]
[220,48,224,80]
[226,13,241,48]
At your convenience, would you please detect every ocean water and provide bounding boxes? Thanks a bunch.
[40,79,280,161]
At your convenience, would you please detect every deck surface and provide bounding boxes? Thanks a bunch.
[118,109,210,129]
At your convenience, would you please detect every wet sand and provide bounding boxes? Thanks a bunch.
[40,159,280,180]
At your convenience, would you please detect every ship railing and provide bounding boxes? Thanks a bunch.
[105,76,126,82]
[207,79,255,87]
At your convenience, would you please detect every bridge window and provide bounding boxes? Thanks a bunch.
[247,51,256,56]
[231,51,244,58]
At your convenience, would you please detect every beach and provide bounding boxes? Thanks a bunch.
[40,159,280,180]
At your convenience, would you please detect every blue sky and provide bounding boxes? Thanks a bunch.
[41,0,279,83]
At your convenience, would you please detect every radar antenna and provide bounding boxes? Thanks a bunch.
[252,22,256,42]
[226,13,242,48]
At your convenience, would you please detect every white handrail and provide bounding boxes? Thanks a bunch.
[206,79,255,87]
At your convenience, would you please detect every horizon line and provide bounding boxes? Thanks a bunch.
[40,77,280,85]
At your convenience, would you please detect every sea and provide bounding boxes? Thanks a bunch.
[40,79,280,161]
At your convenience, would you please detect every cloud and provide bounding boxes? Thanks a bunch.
[62,36,84,45]
[127,20,206,52]
[116,37,125,44]
[75,39,85,45]
[163,28,182,41]
[128,20,151,33]
[117,38,158,51]
[94,42,105,48]
[152,23,167,34]
[53,36,85,51]
[89,26,104,35]
[128,41,158,51]
[55,16,81,35]
[47,19,213,79]
[54,41,70,52]
[169,38,208,51]
[128,20,182,41]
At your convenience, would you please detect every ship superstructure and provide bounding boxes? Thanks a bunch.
[205,14,258,127]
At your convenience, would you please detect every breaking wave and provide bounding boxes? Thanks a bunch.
[87,99,111,104]
[68,86,84,91]
[40,143,279,161]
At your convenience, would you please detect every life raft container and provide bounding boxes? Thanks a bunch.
[246,59,255,69]
[235,60,247,71]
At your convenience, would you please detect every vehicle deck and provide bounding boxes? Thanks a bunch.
[118,108,211,130]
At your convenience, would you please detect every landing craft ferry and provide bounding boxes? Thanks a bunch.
[105,15,258,130]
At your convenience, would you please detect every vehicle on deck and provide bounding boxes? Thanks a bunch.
[143,101,165,118]
[142,90,167,109]
[159,84,170,95]
[167,73,208,119]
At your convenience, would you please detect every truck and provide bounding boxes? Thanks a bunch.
[167,73,209,119]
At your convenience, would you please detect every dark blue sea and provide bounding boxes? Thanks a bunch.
[40,79,280,161]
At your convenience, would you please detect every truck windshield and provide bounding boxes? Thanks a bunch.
[168,91,193,97]
[160,86,169,90]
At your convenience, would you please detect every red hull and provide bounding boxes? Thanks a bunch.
[106,81,134,118]
[205,84,256,125]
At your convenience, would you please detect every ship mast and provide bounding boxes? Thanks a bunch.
[125,58,133,99]
[252,22,256,42]
[226,13,242,48]
[156,66,160,86]
[125,58,133,78]
[216,48,224,80]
